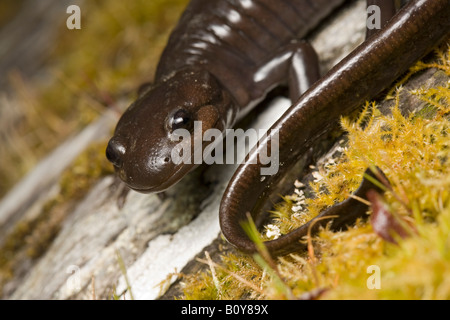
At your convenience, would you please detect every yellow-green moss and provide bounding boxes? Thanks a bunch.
[179,43,450,300]
[182,253,266,300]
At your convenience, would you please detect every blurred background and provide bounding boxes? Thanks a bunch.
[0,0,189,200]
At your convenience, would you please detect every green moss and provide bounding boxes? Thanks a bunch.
[180,43,450,300]
[181,253,266,300]
[59,141,114,199]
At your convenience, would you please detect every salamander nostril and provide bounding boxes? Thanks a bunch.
[106,138,126,168]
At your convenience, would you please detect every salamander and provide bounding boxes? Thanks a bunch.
[106,0,450,256]
[106,0,347,192]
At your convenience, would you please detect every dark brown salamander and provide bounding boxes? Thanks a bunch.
[219,0,450,256]
[106,0,450,256]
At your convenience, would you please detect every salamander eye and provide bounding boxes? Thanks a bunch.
[170,109,193,131]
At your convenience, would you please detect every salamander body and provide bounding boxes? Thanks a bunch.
[106,0,345,192]
[107,0,450,255]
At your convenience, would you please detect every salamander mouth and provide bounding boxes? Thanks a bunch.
[124,162,197,194]
[120,119,224,193]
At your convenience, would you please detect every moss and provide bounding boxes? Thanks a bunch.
[180,43,450,300]
[58,141,114,199]
[181,253,267,300]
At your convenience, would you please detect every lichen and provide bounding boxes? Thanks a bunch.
[179,42,450,300]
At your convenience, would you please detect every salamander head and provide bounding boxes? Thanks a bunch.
[106,68,233,193]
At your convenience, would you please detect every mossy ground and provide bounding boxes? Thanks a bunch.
[179,43,450,300]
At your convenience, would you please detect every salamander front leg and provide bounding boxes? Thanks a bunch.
[287,41,321,102]
[251,40,321,104]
